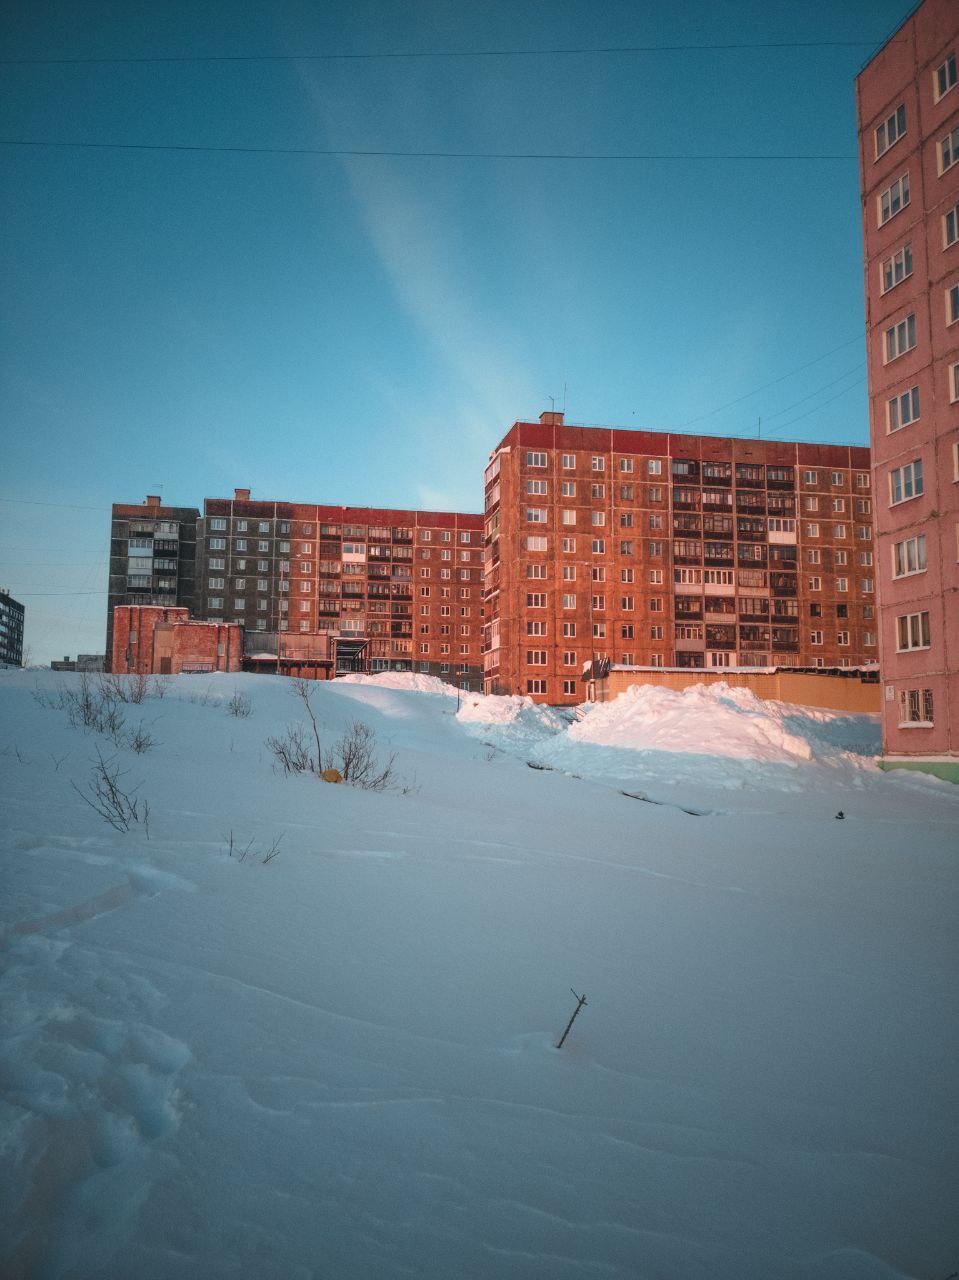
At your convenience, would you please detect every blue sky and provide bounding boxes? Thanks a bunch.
[1,0,909,661]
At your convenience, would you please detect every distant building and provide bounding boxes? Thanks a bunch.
[50,654,105,673]
[111,605,242,675]
[0,589,25,667]
[106,495,200,669]
[483,413,875,702]
[194,490,485,691]
[855,0,959,780]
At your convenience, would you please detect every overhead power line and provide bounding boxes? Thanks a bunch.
[762,376,867,439]
[0,139,857,162]
[676,334,864,428]
[0,40,898,67]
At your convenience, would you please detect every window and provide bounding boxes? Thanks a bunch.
[590,483,605,499]
[562,650,576,665]
[948,282,959,325]
[888,385,919,432]
[890,460,923,504]
[562,537,575,553]
[562,622,576,637]
[621,595,634,610]
[526,563,547,579]
[620,540,634,556]
[835,549,848,565]
[591,539,605,554]
[806,549,821,564]
[526,508,547,523]
[837,631,850,647]
[526,650,547,666]
[899,688,934,726]
[591,511,605,527]
[855,473,870,490]
[526,451,547,467]
[939,124,959,174]
[561,509,576,526]
[526,679,547,695]
[808,576,821,591]
[836,577,848,594]
[647,459,662,475]
[525,536,547,551]
[861,577,874,593]
[897,611,931,651]
[833,524,847,539]
[210,517,227,531]
[561,453,575,469]
[952,362,959,403]
[561,481,576,496]
[236,520,248,532]
[562,565,576,581]
[875,103,905,157]
[526,479,548,495]
[562,593,576,609]
[209,537,226,551]
[878,173,910,226]
[945,203,959,252]
[884,313,916,362]
[591,595,605,610]
[562,680,577,696]
[649,569,663,584]
[810,630,823,646]
[592,622,606,638]
[806,523,820,538]
[591,456,605,471]
[881,244,913,293]
[526,593,547,608]
[803,470,818,485]
[619,458,633,473]
[936,51,957,101]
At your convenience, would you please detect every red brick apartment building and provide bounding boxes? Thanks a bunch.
[195,492,485,690]
[856,0,959,780]
[483,413,875,702]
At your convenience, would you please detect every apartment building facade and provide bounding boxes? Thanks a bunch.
[0,589,25,667]
[484,413,874,702]
[106,496,199,669]
[195,491,485,690]
[856,0,959,776]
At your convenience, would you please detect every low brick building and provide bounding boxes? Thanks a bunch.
[111,605,190,675]
[152,619,243,674]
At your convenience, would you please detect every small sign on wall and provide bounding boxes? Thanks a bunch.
[885,684,895,701]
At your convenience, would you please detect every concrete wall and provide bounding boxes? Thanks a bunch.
[590,668,882,714]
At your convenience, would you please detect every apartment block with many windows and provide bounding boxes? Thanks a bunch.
[196,490,485,689]
[856,0,959,776]
[0,589,25,667]
[106,496,199,670]
[483,413,874,701]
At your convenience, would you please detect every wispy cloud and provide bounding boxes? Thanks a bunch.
[296,67,541,453]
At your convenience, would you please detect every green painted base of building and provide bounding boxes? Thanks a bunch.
[878,758,959,784]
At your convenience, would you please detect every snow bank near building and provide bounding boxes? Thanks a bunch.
[573,682,816,762]
[336,671,458,697]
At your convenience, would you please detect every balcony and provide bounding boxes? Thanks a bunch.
[770,573,798,597]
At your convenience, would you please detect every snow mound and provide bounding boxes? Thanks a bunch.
[335,671,458,697]
[456,690,566,746]
[571,682,816,763]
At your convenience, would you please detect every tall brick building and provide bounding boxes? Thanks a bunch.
[195,491,485,690]
[856,0,959,777]
[106,496,199,669]
[483,413,875,701]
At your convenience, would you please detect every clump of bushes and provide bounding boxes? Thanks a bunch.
[266,679,397,791]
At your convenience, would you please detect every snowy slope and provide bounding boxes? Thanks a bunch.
[1,671,957,1280]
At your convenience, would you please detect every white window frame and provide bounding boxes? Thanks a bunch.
[878,172,910,226]
[935,51,957,102]
[896,611,931,652]
[880,243,913,294]
[939,124,959,175]
[874,102,906,158]
[887,384,919,432]
[883,312,916,363]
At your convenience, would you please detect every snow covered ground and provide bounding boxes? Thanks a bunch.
[1,669,956,1280]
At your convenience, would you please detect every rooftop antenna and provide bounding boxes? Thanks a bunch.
[548,395,556,415]
[563,381,567,414]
